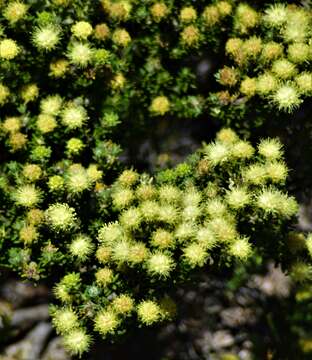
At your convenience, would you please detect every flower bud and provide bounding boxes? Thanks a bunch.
[0,83,10,105]
[216,128,238,144]
[23,164,42,182]
[112,28,131,47]
[234,4,259,34]
[21,84,39,103]
[129,242,149,264]
[49,59,69,77]
[240,77,256,97]
[150,2,169,21]
[2,116,21,133]
[48,175,64,192]
[202,5,220,26]
[218,67,239,87]
[180,25,200,47]
[180,7,197,23]
[150,96,170,116]
[296,72,312,95]
[19,225,39,245]
[9,132,27,151]
[94,23,110,41]
[151,229,175,249]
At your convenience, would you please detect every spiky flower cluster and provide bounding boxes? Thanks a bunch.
[0,0,310,357]
[46,129,301,355]
[218,4,311,112]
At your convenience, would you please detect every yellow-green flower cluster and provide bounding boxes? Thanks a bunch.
[219,4,311,112]
[49,129,299,355]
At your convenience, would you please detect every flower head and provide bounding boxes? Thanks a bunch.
[40,95,62,115]
[258,138,283,160]
[0,39,19,60]
[226,187,250,209]
[2,117,21,133]
[112,294,134,315]
[95,267,114,286]
[94,309,119,336]
[3,1,28,24]
[296,72,312,95]
[61,103,87,129]
[66,166,90,194]
[181,25,200,46]
[112,28,131,47]
[150,96,170,116]
[94,23,110,40]
[63,328,92,356]
[137,300,161,325]
[263,4,288,28]
[23,164,42,182]
[183,243,208,267]
[272,84,302,112]
[45,203,77,231]
[14,185,41,207]
[67,42,93,67]
[69,234,94,261]
[146,252,174,278]
[180,7,197,23]
[21,84,39,103]
[228,237,252,261]
[52,307,80,334]
[32,25,61,51]
[150,2,169,21]
[71,21,92,39]
[256,73,278,95]
[271,59,297,80]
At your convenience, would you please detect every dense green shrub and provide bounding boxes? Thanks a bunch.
[0,0,311,357]
[49,128,305,355]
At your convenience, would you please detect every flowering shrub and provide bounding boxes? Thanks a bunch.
[47,128,312,356]
[0,0,311,357]
[213,3,312,114]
